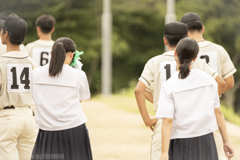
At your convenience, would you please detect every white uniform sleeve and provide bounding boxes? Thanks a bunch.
[220,46,237,79]
[195,58,218,79]
[139,59,154,88]
[79,72,91,101]
[155,84,174,119]
[214,83,220,108]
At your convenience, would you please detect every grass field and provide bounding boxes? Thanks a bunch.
[93,87,240,126]
[89,89,240,160]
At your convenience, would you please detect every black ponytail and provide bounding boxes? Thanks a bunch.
[176,37,199,79]
[49,42,66,77]
[49,37,76,77]
[179,60,190,79]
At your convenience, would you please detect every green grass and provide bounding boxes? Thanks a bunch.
[93,87,240,126]
[221,104,240,126]
[92,87,155,116]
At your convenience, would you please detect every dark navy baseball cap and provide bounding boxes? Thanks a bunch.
[3,13,28,37]
[180,12,202,24]
[164,22,188,36]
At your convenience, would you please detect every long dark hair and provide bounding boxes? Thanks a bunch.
[176,37,199,79]
[49,37,76,77]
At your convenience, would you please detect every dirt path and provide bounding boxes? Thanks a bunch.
[82,100,240,160]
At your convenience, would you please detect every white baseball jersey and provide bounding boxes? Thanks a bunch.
[0,38,26,56]
[0,51,37,109]
[139,51,218,112]
[198,41,236,79]
[26,40,54,67]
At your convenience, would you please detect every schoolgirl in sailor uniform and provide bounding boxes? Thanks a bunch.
[156,37,234,160]
[31,37,92,160]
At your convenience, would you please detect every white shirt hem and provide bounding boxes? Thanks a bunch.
[170,127,218,140]
[37,119,87,131]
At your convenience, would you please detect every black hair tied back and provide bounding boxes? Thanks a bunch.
[49,42,66,77]
[179,59,190,79]
[176,37,199,79]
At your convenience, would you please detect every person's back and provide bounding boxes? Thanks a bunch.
[0,13,37,160]
[32,64,89,130]
[198,40,235,79]
[180,12,236,94]
[144,51,218,112]
[156,37,234,160]
[158,68,218,138]
[31,37,92,160]
[0,51,37,107]
[26,14,55,67]
[135,22,225,160]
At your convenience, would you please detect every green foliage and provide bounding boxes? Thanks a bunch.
[221,104,240,126]
[1,0,240,115]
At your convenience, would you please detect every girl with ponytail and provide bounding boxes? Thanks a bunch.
[156,37,234,160]
[31,37,93,160]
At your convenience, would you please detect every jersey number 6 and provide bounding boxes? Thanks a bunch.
[40,52,49,66]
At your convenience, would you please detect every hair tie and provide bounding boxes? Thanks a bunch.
[183,59,189,63]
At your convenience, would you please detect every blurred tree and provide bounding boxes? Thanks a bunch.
[0,0,240,114]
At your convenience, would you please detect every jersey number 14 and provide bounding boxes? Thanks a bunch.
[7,64,32,92]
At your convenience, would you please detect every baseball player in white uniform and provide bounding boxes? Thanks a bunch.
[26,14,55,67]
[0,13,26,56]
[0,13,37,160]
[180,12,237,160]
[135,22,225,160]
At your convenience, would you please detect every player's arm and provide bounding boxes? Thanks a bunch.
[215,75,225,96]
[197,58,225,96]
[214,108,234,159]
[135,81,157,129]
[222,75,234,94]
[144,90,153,103]
[160,118,172,160]
[221,46,236,93]
[213,86,234,159]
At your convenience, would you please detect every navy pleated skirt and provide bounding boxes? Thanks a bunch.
[31,123,92,160]
[169,132,218,160]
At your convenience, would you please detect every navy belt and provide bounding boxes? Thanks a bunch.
[3,105,15,109]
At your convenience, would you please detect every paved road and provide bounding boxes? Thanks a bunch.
[83,100,240,160]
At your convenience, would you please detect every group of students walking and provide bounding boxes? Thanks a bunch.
[0,11,236,160]
[135,12,235,160]
[0,13,92,160]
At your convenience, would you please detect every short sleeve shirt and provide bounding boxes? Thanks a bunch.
[31,64,90,131]
[0,51,37,109]
[156,68,219,139]
[198,41,237,79]
[139,51,218,112]
[26,40,54,67]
